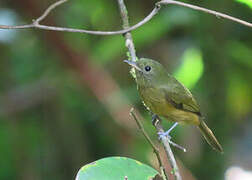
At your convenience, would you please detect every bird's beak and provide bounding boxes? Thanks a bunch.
[124,60,142,72]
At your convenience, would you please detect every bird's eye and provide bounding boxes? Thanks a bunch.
[145,66,151,72]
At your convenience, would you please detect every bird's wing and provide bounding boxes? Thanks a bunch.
[160,76,201,115]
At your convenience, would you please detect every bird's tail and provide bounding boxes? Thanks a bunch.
[197,119,223,153]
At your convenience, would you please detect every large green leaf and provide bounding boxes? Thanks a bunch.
[76,157,159,180]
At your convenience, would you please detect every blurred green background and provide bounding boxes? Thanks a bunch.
[0,0,251,179]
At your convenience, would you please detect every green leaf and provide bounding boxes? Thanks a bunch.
[75,157,159,180]
[235,0,252,9]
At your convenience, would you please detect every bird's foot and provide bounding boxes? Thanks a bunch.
[159,122,178,139]
[158,131,171,140]
[157,122,186,152]
[158,130,187,152]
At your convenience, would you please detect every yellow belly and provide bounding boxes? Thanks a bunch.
[139,86,199,125]
[163,107,200,125]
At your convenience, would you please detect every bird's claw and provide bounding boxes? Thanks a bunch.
[158,122,178,140]
[158,131,187,152]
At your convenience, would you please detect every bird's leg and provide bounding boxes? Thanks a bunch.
[151,114,162,126]
[158,122,178,139]
[151,114,158,125]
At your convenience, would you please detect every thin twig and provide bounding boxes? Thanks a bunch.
[34,0,68,24]
[130,109,168,180]
[117,0,138,61]
[158,0,252,28]
[0,0,160,36]
[0,24,35,29]
[153,116,182,180]
[1,0,250,35]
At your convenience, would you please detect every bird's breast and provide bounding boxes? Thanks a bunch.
[138,85,175,116]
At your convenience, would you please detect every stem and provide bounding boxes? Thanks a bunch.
[153,116,182,180]
[130,109,168,180]
[117,0,137,61]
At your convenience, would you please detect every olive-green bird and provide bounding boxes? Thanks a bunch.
[125,58,223,153]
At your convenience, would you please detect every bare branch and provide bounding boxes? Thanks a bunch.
[0,0,160,36]
[117,0,138,61]
[1,0,250,36]
[35,0,68,24]
[158,0,252,28]
[153,117,182,180]
[0,0,68,29]
[0,24,34,29]
[130,109,168,180]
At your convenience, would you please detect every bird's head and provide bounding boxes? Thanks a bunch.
[124,58,167,86]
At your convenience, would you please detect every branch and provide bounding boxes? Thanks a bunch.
[117,0,139,61]
[34,0,67,24]
[153,116,182,180]
[158,0,252,28]
[0,0,160,36]
[0,0,251,35]
[130,109,168,180]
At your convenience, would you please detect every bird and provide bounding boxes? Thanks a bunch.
[124,58,223,153]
